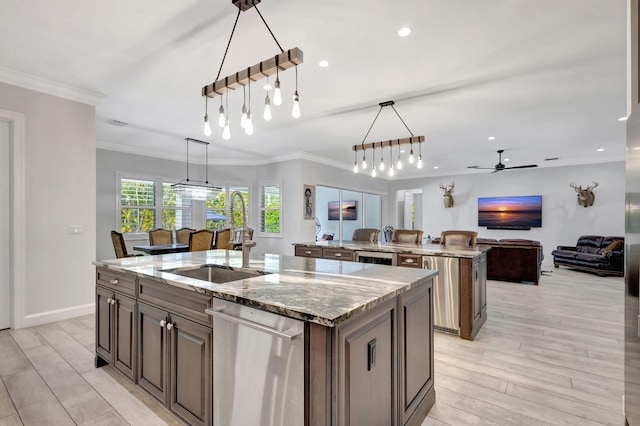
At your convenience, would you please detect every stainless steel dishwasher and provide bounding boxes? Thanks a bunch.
[423,256,460,334]
[207,299,304,426]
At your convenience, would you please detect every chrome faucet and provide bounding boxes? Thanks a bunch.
[229,190,256,268]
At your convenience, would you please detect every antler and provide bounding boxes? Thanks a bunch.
[587,181,599,190]
[569,182,581,191]
[440,181,455,192]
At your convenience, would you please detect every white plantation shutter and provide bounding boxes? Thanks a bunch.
[120,178,156,232]
[259,183,281,235]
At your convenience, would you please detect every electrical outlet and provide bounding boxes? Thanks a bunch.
[67,225,83,235]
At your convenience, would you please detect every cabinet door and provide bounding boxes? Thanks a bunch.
[398,284,433,425]
[169,315,212,426]
[96,286,114,363]
[337,300,395,426]
[472,258,482,322]
[138,302,168,404]
[114,294,136,380]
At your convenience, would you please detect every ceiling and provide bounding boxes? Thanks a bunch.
[0,0,628,178]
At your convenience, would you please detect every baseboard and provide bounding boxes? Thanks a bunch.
[20,303,95,328]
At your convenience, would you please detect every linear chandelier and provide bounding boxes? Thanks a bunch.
[201,0,303,140]
[352,101,425,177]
[172,138,221,201]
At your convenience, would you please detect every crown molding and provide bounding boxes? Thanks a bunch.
[0,66,106,106]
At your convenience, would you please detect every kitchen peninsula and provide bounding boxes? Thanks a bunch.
[93,250,436,426]
[294,240,489,341]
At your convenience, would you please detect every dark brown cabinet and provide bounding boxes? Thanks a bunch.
[137,302,212,426]
[96,285,136,380]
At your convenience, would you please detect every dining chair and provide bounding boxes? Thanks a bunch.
[440,230,478,247]
[391,229,423,244]
[175,227,195,245]
[352,228,380,243]
[149,228,173,245]
[111,230,142,258]
[213,228,232,249]
[188,230,214,252]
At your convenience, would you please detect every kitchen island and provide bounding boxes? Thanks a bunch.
[293,240,489,340]
[93,250,436,426]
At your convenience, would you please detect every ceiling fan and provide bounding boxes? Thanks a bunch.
[467,149,538,172]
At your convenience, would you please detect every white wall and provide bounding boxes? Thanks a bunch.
[0,82,96,327]
[389,162,625,268]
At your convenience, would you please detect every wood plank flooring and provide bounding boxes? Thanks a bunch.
[0,268,625,425]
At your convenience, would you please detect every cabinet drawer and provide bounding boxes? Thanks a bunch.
[138,278,213,327]
[96,267,136,296]
[323,248,355,261]
[295,246,323,258]
[398,254,422,268]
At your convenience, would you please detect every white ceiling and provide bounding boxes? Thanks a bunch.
[0,0,628,177]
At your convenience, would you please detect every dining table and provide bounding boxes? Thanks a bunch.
[132,243,189,255]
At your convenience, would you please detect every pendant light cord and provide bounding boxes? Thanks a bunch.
[361,106,383,145]
[390,105,414,137]
[215,8,242,82]
[252,1,285,53]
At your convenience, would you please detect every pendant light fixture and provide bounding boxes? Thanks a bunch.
[353,150,359,173]
[371,146,377,177]
[171,138,221,201]
[417,141,423,168]
[201,0,302,139]
[351,100,424,177]
[203,97,212,136]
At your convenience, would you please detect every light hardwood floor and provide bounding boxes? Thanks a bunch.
[0,268,625,425]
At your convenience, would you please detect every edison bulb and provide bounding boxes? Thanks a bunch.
[218,105,226,128]
[389,165,395,177]
[409,150,415,164]
[203,115,212,136]
[362,158,367,169]
[240,105,248,129]
[353,163,359,174]
[371,167,377,178]
[245,112,254,135]
[397,159,403,170]
[292,92,301,118]
[264,94,272,121]
[379,159,385,171]
[417,155,423,169]
[273,78,282,106]
[222,119,231,140]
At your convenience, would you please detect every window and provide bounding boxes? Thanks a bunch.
[259,183,281,235]
[118,176,192,233]
[205,186,249,231]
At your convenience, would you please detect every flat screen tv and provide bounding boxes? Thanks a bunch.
[478,195,542,228]
[328,200,357,220]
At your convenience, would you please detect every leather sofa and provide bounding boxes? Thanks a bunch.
[432,237,543,284]
[551,235,624,276]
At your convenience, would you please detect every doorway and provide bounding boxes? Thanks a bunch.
[0,120,9,329]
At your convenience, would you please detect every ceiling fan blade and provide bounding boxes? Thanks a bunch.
[467,166,495,169]
[503,164,538,169]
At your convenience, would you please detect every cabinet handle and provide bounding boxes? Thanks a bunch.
[403,258,415,264]
[335,253,342,257]
[109,279,119,285]
[106,297,112,304]
[304,250,312,255]
[160,319,166,328]
[166,323,173,330]
[111,299,116,305]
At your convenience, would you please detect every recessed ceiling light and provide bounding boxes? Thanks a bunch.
[619,116,628,121]
[400,149,406,153]
[504,158,509,162]
[433,166,439,169]
[488,136,495,140]
[318,60,329,68]
[597,148,604,152]
[398,27,411,37]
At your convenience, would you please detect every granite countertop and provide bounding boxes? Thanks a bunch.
[94,250,436,327]
[293,240,489,258]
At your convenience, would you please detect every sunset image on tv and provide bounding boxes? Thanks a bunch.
[478,196,542,227]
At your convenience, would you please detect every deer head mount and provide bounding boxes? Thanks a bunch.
[570,181,599,207]
[440,181,455,208]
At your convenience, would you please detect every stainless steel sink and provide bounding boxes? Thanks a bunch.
[162,264,269,284]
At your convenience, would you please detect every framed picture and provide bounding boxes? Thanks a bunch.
[303,184,315,220]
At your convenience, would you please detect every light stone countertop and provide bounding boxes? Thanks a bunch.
[94,250,436,327]
[293,240,490,258]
